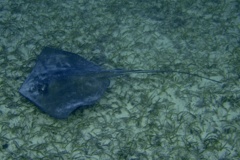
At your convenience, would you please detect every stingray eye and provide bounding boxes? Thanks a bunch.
[37,83,48,94]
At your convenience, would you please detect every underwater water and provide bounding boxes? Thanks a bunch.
[0,0,240,159]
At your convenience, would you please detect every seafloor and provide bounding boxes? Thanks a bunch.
[0,0,240,159]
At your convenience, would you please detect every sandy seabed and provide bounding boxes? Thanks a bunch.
[0,0,240,159]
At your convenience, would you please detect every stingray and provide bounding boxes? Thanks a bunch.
[19,47,220,119]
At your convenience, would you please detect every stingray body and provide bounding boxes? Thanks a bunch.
[19,47,219,119]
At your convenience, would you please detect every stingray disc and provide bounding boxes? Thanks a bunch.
[19,47,110,119]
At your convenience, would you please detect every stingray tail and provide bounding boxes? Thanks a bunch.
[111,69,221,83]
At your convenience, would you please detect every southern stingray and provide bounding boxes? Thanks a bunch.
[19,47,220,119]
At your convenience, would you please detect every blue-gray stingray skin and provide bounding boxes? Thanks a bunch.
[19,47,110,119]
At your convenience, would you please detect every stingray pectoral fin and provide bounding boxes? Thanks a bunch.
[20,74,110,119]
